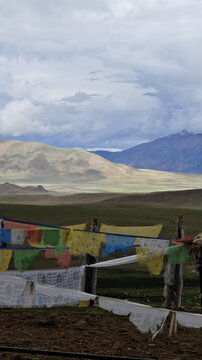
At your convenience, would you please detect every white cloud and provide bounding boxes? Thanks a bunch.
[0,0,202,148]
[87,148,122,152]
[0,99,44,136]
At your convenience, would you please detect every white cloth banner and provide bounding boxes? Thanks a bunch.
[98,296,202,335]
[35,282,95,308]
[0,274,28,307]
[89,255,138,268]
[0,274,96,308]
[98,296,169,335]
[129,307,170,335]
[98,296,149,316]
[6,267,84,291]
[176,311,202,328]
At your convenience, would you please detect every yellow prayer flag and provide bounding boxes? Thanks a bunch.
[61,229,71,245]
[0,249,13,272]
[136,238,164,275]
[67,230,105,256]
[64,223,87,230]
[146,253,164,275]
[100,224,163,238]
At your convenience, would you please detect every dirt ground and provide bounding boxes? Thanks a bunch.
[0,306,201,360]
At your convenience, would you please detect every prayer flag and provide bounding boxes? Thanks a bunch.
[64,223,87,230]
[27,229,43,245]
[11,230,25,245]
[67,230,105,256]
[57,249,71,268]
[14,249,41,270]
[0,229,11,246]
[40,229,61,247]
[168,244,190,264]
[62,229,71,245]
[100,224,163,238]
[0,250,13,272]
[4,220,37,230]
[103,234,135,256]
[136,238,170,275]
[44,248,71,268]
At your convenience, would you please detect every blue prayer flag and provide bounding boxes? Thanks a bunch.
[103,234,135,256]
[0,229,11,247]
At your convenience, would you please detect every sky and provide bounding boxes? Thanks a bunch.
[0,0,202,151]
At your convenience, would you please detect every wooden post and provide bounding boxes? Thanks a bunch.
[83,219,99,295]
[84,254,97,294]
[163,216,184,310]
[169,311,177,337]
[169,312,175,338]
[173,312,177,334]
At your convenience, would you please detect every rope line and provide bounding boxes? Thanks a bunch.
[0,346,156,360]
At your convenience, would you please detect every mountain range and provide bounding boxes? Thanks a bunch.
[91,132,202,174]
[0,183,48,194]
[0,138,202,193]
[0,139,138,182]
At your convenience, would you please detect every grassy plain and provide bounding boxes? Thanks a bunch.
[1,193,202,310]
[1,197,202,237]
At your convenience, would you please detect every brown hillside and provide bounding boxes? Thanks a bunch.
[101,189,202,206]
[0,189,202,206]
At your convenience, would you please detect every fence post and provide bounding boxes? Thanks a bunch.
[83,254,97,294]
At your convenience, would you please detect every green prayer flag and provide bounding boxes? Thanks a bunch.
[40,230,60,247]
[168,244,190,264]
[14,249,41,270]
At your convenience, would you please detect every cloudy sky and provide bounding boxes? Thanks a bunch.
[0,0,202,150]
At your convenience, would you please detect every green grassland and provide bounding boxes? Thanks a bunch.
[1,199,202,311]
[1,200,202,237]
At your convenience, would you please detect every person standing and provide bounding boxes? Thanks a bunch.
[90,218,99,233]
[176,215,184,240]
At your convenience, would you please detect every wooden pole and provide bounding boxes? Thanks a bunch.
[169,312,175,338]
[173,312,177,334]
[169,311,177,337]
[84,253,97,294]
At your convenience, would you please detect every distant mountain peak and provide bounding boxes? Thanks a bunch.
[92,132,202,174]
[0,183,48,194]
